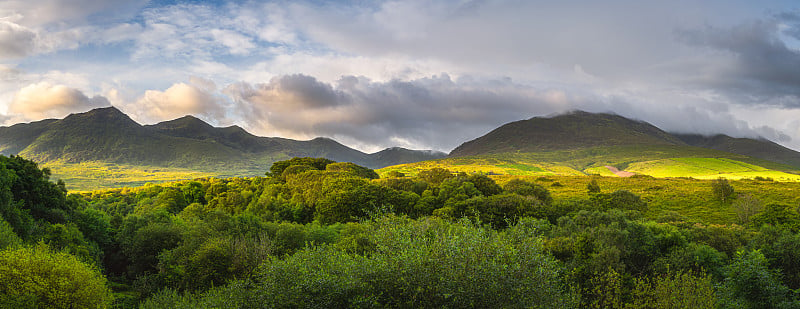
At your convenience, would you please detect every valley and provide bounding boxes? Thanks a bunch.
[3,109,800,307]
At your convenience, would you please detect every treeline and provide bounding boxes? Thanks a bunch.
[2,155,800,308]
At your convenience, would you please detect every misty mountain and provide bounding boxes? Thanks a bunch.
[0,107,446,172]
[674,133,800,169]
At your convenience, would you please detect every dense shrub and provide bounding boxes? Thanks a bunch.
[0,244,112,308]
[146,216,578,308]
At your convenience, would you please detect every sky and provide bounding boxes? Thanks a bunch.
[2,0,800,153]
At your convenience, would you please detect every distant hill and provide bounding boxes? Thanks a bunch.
[377,110,800,181]
[449,111,684,157]
[0,107,445,173]
[449,111,800,169]
[674,134,800,169]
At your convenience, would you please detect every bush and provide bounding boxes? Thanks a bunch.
[0,244,113,308]
[587,179,601,193]
[168,216,579,308]
[711,178,735,203]
[503,178,552,204]
[386,170,405,178]
[629,271,716,309]
[732,194,763,225]
[718,250,800,308]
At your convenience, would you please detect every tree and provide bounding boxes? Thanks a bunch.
[268,157,335,177]
[711,177,735,203]
[325,162,379,179]
[0,217,21,250]
[0,155,71,239]
[718,250,799,308]
[466,174,502,196]
[503,178,552,204]
[0,244,113,308]
[732,194,763,225]
[587,179,601,193]
[386,171,405,178]
[418,168,454,185]
[2,155,69,224]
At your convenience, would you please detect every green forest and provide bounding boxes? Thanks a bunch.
[3,155,800,308]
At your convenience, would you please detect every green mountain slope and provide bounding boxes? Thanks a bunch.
[675,134,800,169]
[450,111,684,156]
[0,119,58,155]
[381,111,800,180]
[0,107,445,189]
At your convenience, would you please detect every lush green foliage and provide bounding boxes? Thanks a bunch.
[0,244,112,308]
[712,177,736,202]
[143,216,578,308]
[7,155,800,308]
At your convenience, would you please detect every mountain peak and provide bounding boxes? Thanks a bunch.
[450,111,684,156]
[59,106,140,129]
[152,115,214,132]
[75,106,127,118]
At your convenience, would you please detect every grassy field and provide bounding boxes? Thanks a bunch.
[44,155,277,191]
[625,158,800,181]
[374,146,800,224]
[491,174,800,224]
[44,161,212,191]
[378,145,800,181]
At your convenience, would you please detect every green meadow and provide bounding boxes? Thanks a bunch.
[378,145,800,181]
[43,161,211,191]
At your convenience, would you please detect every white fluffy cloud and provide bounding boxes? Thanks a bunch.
[122,79,227,124]
[7,83,109,121]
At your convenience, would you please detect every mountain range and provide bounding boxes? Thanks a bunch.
[3,108,800,188]
[0,107,446,173]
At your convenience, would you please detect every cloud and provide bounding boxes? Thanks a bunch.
[225,74,569,151]
[124,80,227,123]
[0,65,22,81]
[676,18,800,106]
[129,3,282,61]
[8,83,109,121]
[0,0,147,59]
[220,72,799,153]
[0,0,147,27]
[0,21,37,58]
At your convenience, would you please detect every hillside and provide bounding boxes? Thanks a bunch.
[380,111,800,181]
[0,107,444,189]
[449,111,684,156]
[675,133,800,169]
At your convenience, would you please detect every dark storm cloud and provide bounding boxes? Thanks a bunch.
[777,11,800,39]
[677,18,800,105]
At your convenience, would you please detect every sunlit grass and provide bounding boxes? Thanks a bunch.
[490,174,800,225]
[45,161,213,192]
[377,150,800,224]
[625,158,800,181]
[377,156,585,178]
